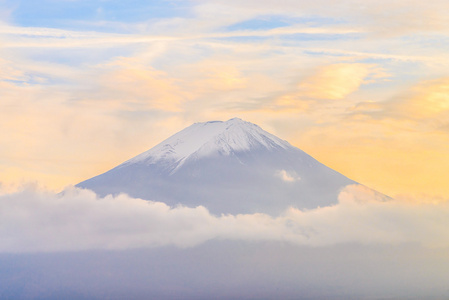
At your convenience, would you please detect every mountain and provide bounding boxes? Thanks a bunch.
[77,118,356,215]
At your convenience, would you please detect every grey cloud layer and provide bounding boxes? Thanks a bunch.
[1,184,448,253]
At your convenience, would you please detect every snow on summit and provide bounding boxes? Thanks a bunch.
[124,118,290,170]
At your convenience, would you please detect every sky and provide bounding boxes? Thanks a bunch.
[2,1,449,298]
[1,0,449,201]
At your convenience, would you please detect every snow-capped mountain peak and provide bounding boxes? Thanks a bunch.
[123,118,290,170]
[78,118,360,215]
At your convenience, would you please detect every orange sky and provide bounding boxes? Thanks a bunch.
[1,1,449,201]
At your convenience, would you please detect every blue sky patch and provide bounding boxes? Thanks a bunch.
[6,0,192,31]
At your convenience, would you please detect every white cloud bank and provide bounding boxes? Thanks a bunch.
[1,184,448,253]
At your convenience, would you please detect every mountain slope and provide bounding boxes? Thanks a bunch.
[77,118,356,215]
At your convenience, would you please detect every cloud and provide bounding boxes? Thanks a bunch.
[275,169,301,182]
[393,77,449,120]
[348,77,449,123]
[298,63,388,100]
[1,184,449,253]
[90,56,188,112]
[192,60,248,91]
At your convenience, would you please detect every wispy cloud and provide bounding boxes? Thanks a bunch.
[298,63,389,100]
[0,24,363,50]
[192,0,449,36]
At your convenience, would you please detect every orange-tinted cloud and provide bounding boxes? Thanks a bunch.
[288,76,449,201]
[298,63,388,100]
[396,77,449,120]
